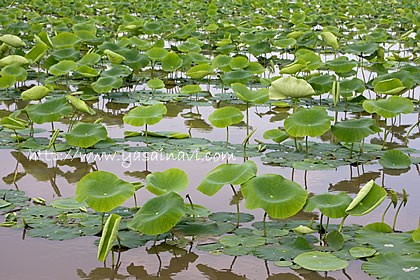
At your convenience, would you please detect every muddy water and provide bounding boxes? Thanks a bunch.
[0,93,419,279]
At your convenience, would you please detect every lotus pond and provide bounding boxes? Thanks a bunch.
[0,0,419,279]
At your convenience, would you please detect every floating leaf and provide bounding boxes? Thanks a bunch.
[379,150,411,169]
[294,251,348,271]
[50,197,88,210]
[220,235,265,248]
[349,247,376,258]
[362,253,420,280]
[209,212,254,223]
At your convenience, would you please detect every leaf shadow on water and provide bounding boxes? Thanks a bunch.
[328,171,381,194]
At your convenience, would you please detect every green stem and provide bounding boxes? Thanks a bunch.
[305,136,308,158]
[230,184,240,228]
[393,201,404,231]
[246,103,249,136]
[226,126,229,147]
[263,212,267,237]
[382,201,392,223]
[405,119,420,146]
[350,142,354,159]
[145,124,148,146]
[338,215,348,233]
[186,194,195,222]
[325,217,330,233]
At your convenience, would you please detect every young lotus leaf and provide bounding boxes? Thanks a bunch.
[50,197,88,210]
[229,56,249,70]
[35,31,54,49]
[66,95,95,115]
[65,122,107,148]
[49,60,78,76]
[349,247,376,258]
[280,61,305,74]
[21,86,51,101]
[0,55,29,67]
[231,83,269,104]
[241,174,307,219]
[362,253,420,280]
[331,118,381,143]
[379,150,411,169]
[104,49,125,64]
[373,78,406,95]
[128,191,185,236]
[76,65,99,77]
[52,32,80,49]
[147,79,165,89]
[0,34,26,47]
[263,129,289,144]
[146,168,189,195]
[91,76,123,93]
[345,180,387,216]
[208,107,243,128]
[97,214,121,262]
[362,96,414,118]
[197,160,257,196]
[269,76,315,100]
[26,97,72,124]
[303,192,352,218]
[145,47,168,61]
[123,103,167,126]
[186,64,213,79]
[76,171,135,213]
[1,65,27,82]
[320,31,339,50]
[162,52,182,72]
[327,231,344,250]
[284,106,331,137]
[180,85,201,95]
[221,69,253,85]
[0,116,27,130]
[294,251,348,271]
[326,56,357,73]
[0,75,16,89]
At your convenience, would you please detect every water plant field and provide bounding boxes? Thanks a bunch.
[0,0,419,279]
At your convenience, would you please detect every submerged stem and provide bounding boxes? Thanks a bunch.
[263,212,268,237]
[230,184,240,228]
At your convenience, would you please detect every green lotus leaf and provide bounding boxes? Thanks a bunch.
[263,129,289,144]
[52,32,80,49]
[379,150,411,169]
[162,52,182,72]
[73,22,97,34]
[320,31,339,50]
[145,47,168,61]
[245,62,266,74]
[131,37,151,50]
[76,65,99,77]
[51,48,79,61]
[212,55,232,68]
[180,85,201,95]
[35,31,54,49]
[123,103,167,126]
[345,41,379,55]
[345,180,387,216]
[280,61,305,74]
[25,43,47,64]
[374,78,406,95]
[91,76,123,93]
[208,107,243,128]
[66,95,95,115]
[273,38,296,48]
[349,247,376,258]
[208,212,255,223]
[229,56,249,70]
[26,97,72,124]
[101,65,131,78]
[231,83,269,104]
[197,160,257,196]
[221,69,253,85]
[220,235,265,248]
[65,122,107,148]
[0,199,11,208]
[0,75,16,89]
[331,118,381,143]
[248,42,271,57]
[142,131,189,139]
[50,197,88,210]
[326,56,357,73]
[1,65,27,82]
[97,214,121,262]
[269,76,314,99]
[49,60,78,76]
[185,204,211,218]
[293,225,316,234]
[76,171,135,212]
[362,253,420,280]
[178,42,201,53]
[21,86,51,101]
[362,96,414,118]
[253,243,308,261]
[308,74,334,94]
[0,116,27,130]
[294,251,348,271]
[186,64,213,80]
[0,55,29,67]
[284,106,331,137]
[356,232,420,255]
[241,174,307,219]
[303,192,352,218]
[78,53,101,66]
[120,49,149,70]
[327,231,344,250]
[104,49,125,64]
[146,168,189,195]
[340,78,365,97]
[0,34,25,47]
[128,191,185,235]
[147,79,165,89]
[143,21,162,35]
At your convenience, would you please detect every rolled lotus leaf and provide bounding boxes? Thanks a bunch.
[269,76,314,99]
[320,31,339,50]
[0,34,26,48]
[0,55,29,67]
[21,86,51,101]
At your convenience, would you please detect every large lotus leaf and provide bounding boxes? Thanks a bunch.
[379,150,411,169]
[340,78,365,96]
[345,180,387,216]
[143,22,162,35]
[308,74,334,94]
[120,49,149,70]
[123,103,167,126]
[0,116,27,130]
[208,107,243,128]
[0,75,16,89]
[162,52,182,72]
[356,232,420,255]
[0,55,29,67]
[101,65,131,78]
[78,53,101,66]
[362,96,414,118]
[21,86,51,101]
[372,70,415,89]
[229,56,249,70]
[374,78,406,95]
[303,192,352,218]
[66,95,95,115]
[50,197,88,210]
[0,34,25,47]
[145,47,168,61]
[178,42,200,53]
[52,32,80,48]
[66,122,107,148]
[76,171,135,212]
[51,48,79,61]
[26,97,72,124]
[241,174,307,219]
[231,83,269,104]
[146,168,189,195]
[197,160,257,196]
[331,118,381,143]
[263,129,289,144]
[320,31,339,50]
[362,253,420,280]
[212,55,232,68]
[35,31,54,49]
[104,49,125,64]
[221,69,253,85]
[294,251,348,271]
[284,106,331,137]
[49,60,77,76]
[91,76,123,93]
[269,76,314,99]
[248,42,271,57]
[1,65,27,82]
[220,235,265,248]
[186,64,213,79]
[245,62,266,74]
[326,56,357,73]
[180,85,201,95]
[128,192,185,235]
[345,41,379,55]
[97,214,121,262]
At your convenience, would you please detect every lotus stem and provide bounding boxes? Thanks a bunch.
[246,103,249,136]
[186,194,195,222]
[382,201,392,223]
[101,212,105,231]
[13,129,20,150]
[133,193,138,208]
[263,212,268,237]
[392,201,404,231]
[305,136,309,158]
[325,217,330,233]
[338,215,348,233]
[349,142,354,159]
[145,124,148,146]
[226,126,229,147]
[153,234,160,247]
[405,119,420,146]
[230,184,240,228]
